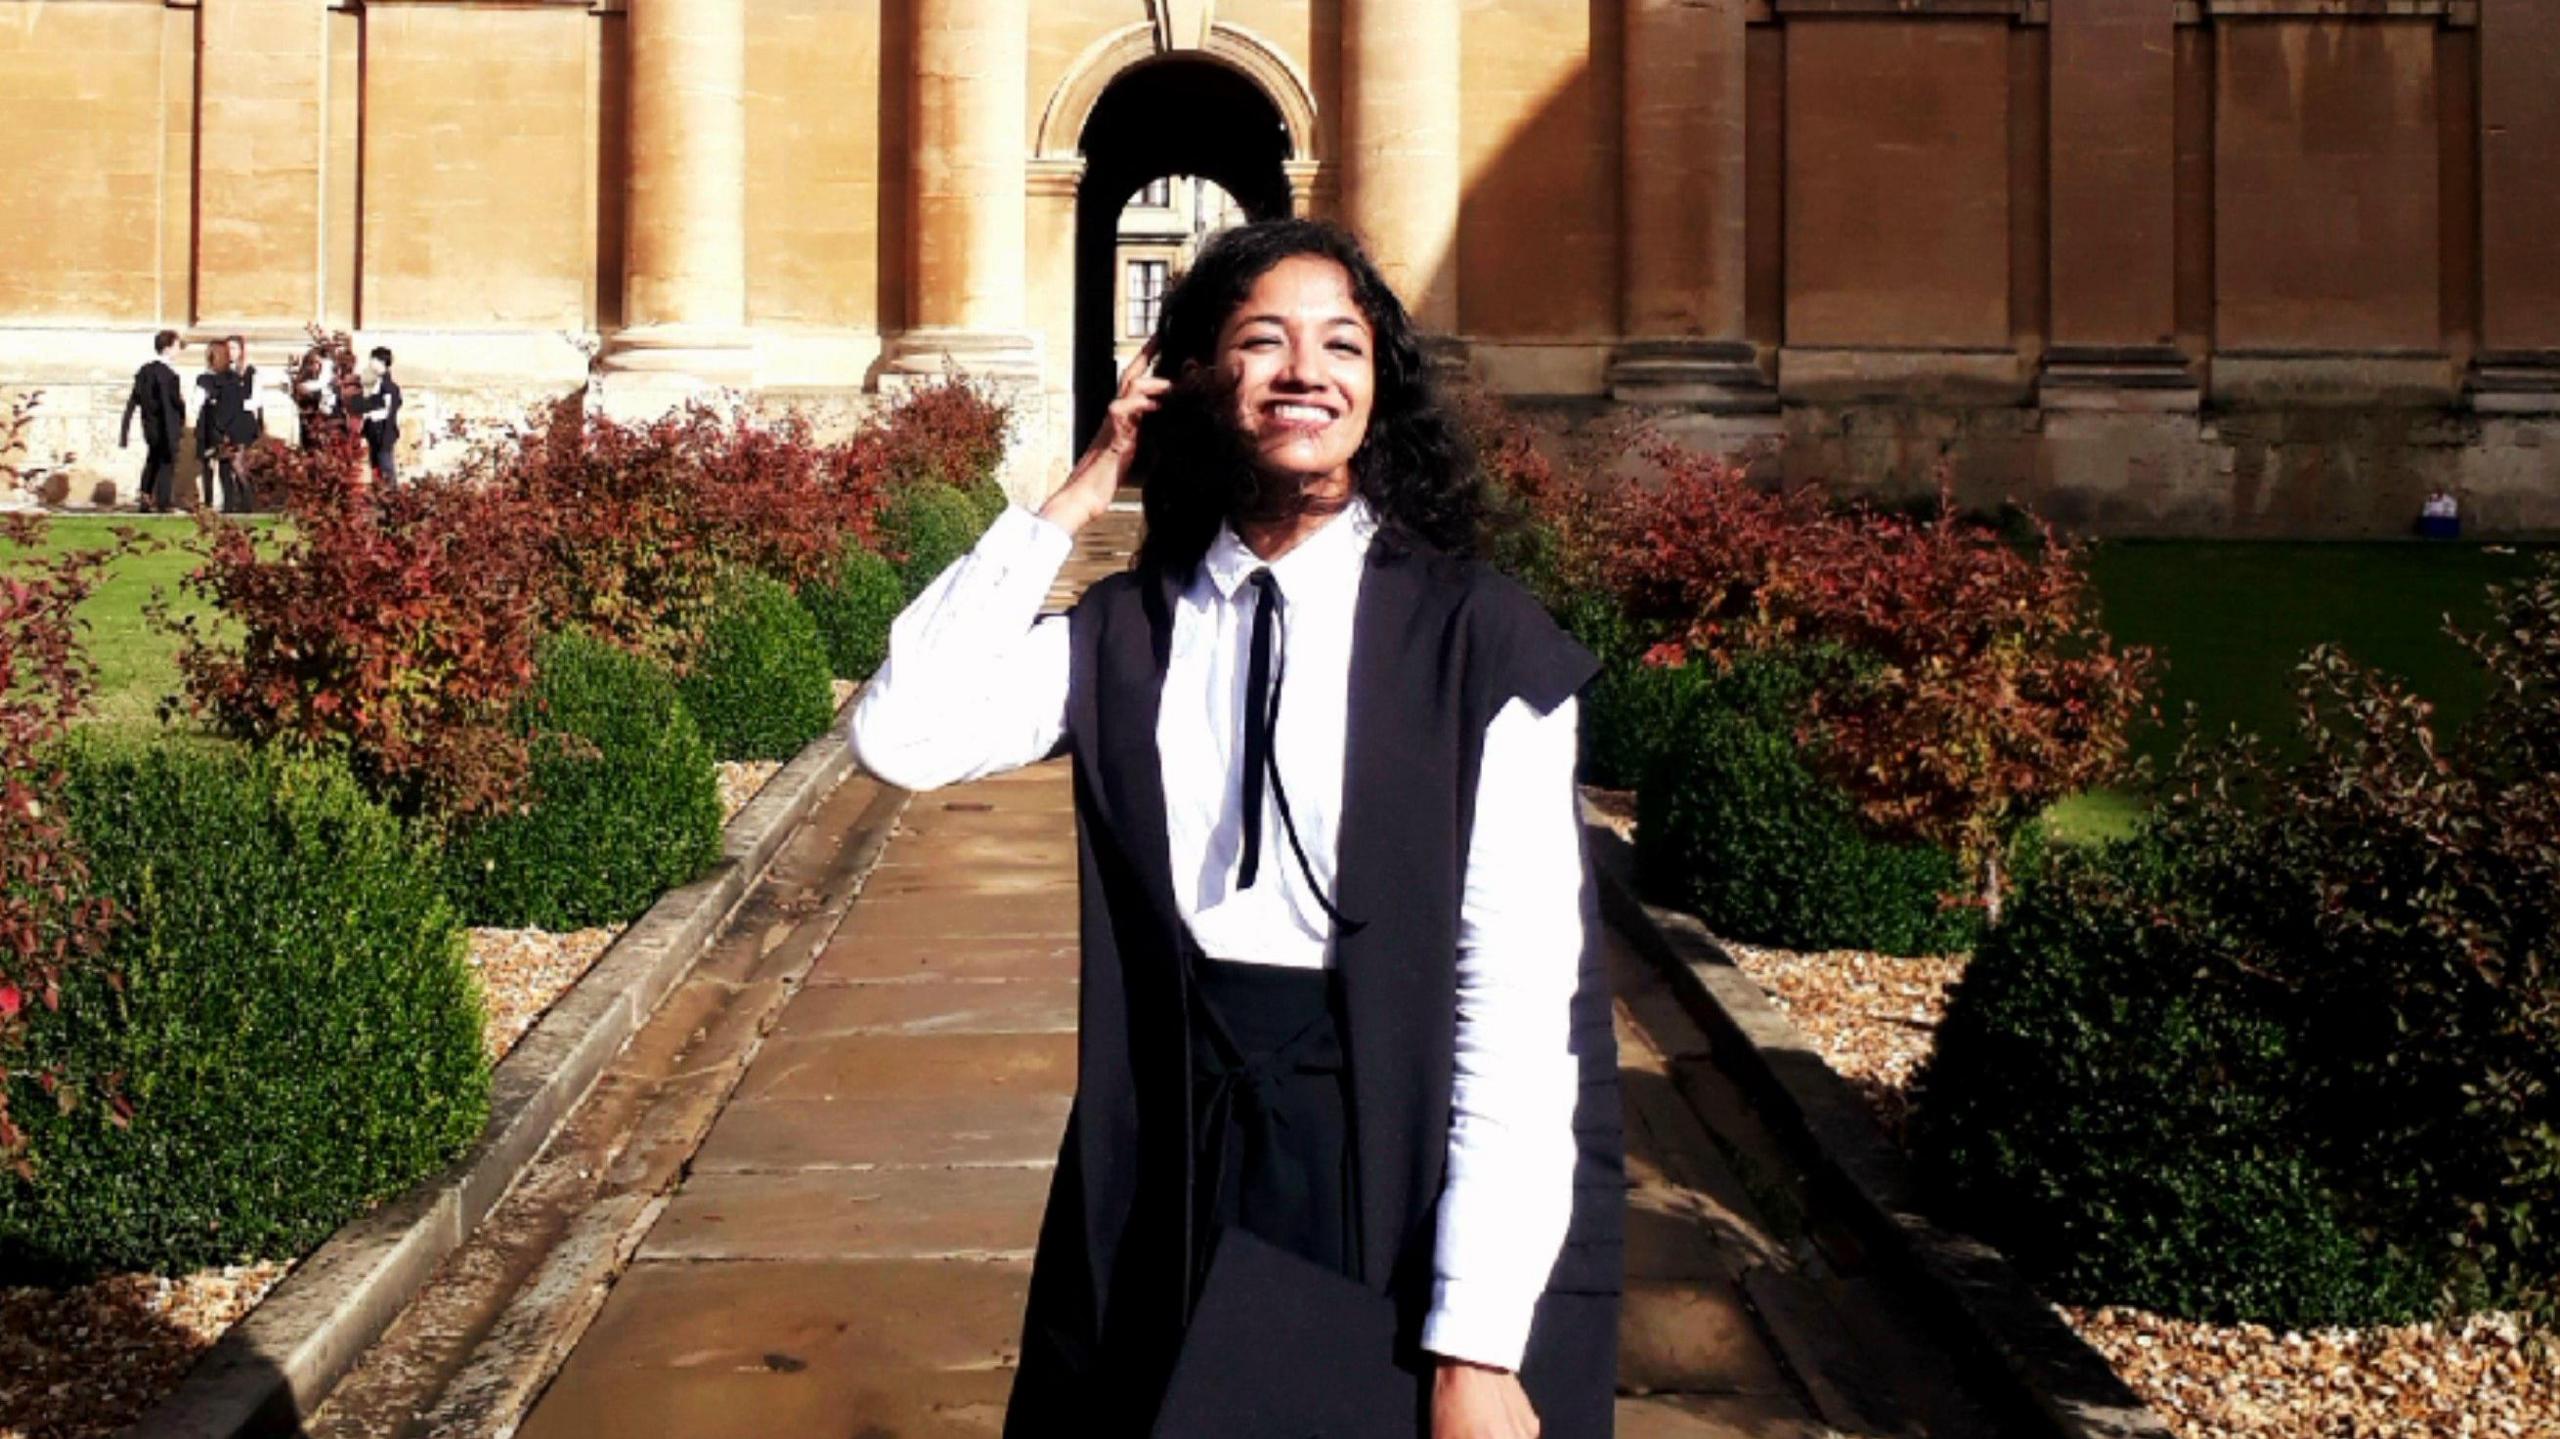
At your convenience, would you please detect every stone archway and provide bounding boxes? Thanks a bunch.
[1054,33,1309,452]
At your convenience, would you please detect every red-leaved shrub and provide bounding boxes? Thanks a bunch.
[1512,426,2151,907]
[867,377,1010,500]
[167,435,552,819]
[0,514,125,1165]
[1772,492,2151,889]
[455,398,893,659]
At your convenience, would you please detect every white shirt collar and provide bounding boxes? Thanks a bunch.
[1199,493,1378,606]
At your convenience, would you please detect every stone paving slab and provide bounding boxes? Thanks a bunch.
[830,891,1078,940]
[774,978,1079,1037]
[692,1092,1073,1173]
[727,1030,1078,1104]
[639,1166,1051,1261]
[802,933,1079,983]
[515,1261,1025,1439]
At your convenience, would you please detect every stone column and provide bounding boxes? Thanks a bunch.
[1609,0,1765,407]
[1342,0,1461,333]
[889,0,1038,383]
[2040,0,2193,410]
[604,0,752,385]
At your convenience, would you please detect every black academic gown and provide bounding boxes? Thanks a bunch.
[1005,528,1625,1438]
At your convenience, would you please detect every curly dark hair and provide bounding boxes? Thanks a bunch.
[1130,218,1481,579]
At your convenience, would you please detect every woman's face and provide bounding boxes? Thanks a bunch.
[1212,255,1375,491]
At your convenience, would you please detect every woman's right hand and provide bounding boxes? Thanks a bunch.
[1040,340,1168,535]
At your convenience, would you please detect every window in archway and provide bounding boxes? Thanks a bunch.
[1126,260,1169,337]
[1112,175,1245,354]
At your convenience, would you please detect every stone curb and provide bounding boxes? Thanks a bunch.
[124,713,867,1439]
[1582,815,2177,1439]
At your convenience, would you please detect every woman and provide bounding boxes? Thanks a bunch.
[192,338,233,511]
[220,334,261,512]
[851,219,1622,1438]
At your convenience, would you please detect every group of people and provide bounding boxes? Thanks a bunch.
[118,329,404,514]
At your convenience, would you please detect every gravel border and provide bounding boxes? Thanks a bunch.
[119,705,863,1439]
[1581,808,2178,1439]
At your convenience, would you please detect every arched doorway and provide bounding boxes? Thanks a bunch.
[1073,59,1293,453]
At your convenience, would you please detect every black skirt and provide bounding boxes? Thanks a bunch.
[1184,954,1358,1301]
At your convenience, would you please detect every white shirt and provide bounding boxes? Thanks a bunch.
[848,499,1583,1372]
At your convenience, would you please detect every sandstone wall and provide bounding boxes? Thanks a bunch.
[0,0,2553,533]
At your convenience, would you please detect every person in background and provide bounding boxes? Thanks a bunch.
[192,338,233,511]
[120,329,186,513]
[211,336,261,513]
[294,343,341,445]
[354,346,403,487]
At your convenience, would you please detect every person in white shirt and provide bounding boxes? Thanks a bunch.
[851,218,1619,1439]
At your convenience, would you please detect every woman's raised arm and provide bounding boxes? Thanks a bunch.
[845,508,1075,791]
[852,344,1167,791]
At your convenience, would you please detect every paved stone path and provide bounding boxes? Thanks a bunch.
[375,506,2009,1438]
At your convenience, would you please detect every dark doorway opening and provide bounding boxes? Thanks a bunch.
[1074,59,1293,456]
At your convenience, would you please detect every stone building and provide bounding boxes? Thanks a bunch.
[1111,174,1247,379]
[1,0,2555,532]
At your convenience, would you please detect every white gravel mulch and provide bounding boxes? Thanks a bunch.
[0,1261,288,1439]
[715,759,782,825]
[1716,918,2560,1439]
[466,923,626,1062]
[2067,1304,2559,1439]
[1717,936,1962,1146]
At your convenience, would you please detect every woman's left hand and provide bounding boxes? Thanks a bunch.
[1431,1359,1540,1439]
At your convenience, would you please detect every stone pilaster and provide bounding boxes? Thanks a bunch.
[1342,0,1461,333]
[2474,0,2560,414]
[890,0,1038,384]
[2042,0,2196,410]
[194,0,330,327]
[604,0,753,388]
[1609,0,1766,409]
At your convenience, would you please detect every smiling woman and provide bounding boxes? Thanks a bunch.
[848,218,1622,1439]
[1124,219,1479,583]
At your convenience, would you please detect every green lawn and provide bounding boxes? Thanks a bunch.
[0,515,269,731]
[2043,538,2555,845]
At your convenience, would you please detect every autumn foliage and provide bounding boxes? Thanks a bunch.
[1490,422,2152,904]
[169,384,998,827]
[0,515,127,1164]
[166,435,553,820]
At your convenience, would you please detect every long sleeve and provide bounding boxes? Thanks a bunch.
[1421,694,1587,1372]
[846,504,1077,792]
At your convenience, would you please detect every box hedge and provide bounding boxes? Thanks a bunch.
[880,481,986,600]
[1910,841,2438,1328]
[443,630,725,930]
[1634,651,1982,957]
[0,741,488,1278]
[677,568,838,762]
[800,543,905,682]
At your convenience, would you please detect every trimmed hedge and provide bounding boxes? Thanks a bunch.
[444,630,725,929]
[1635,653,1981,956]
[880,481,986,599]
[800,543,905,682]
[1911,843,2437,1328]
[1555,588,1707,792]
[677,568,837,762]
[1,741,488,1278]
[961,474,1010,528]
